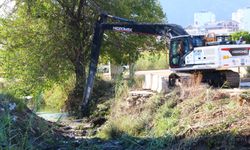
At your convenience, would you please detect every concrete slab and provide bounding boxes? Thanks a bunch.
[136,70,172,93]
[143,74,152,89]
[136,69,250,93]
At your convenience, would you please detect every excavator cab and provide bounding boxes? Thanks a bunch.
[170,36,193,68]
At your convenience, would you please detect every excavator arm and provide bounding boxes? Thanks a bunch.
[102,23,189,36]
[81,14,190,112]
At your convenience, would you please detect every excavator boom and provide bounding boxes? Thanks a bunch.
[81,14,189,112]
[102,23,189,37]
[81,13,250,114]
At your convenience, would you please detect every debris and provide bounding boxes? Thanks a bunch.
[8,102,16,111]
[12,115,17,122]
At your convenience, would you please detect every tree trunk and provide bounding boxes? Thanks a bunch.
[74,58,86,97]
[129,63,135,80]
[66,49,87,116]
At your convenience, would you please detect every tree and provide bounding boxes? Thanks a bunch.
[0,0,165,116]
[231,31,250,44]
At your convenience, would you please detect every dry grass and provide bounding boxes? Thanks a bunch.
[98,76,250,149]
[175,72,208,100]
[176,83,250,139]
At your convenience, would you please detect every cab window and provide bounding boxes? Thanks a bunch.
[170,38,191,68]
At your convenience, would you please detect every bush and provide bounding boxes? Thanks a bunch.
[135,51,168,71]
[42,76,75,112]
[231,31,250,44]
[42,85,68,112]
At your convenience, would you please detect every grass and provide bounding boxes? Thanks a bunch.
[97,78,250,149]
[0,93,96,149]
[1,69,250,149]
[0,94,82,149]
[98,83,182,148]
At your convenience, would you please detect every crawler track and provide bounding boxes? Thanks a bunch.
[223,70,240,88]
[169,70,240,88]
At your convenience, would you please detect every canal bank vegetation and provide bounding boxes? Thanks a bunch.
[0,94,74,149]
[0,1,250,149]
[1,78,250,149]
[96,79,250,149]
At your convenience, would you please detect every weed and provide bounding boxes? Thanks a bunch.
[97,83,250,149]
[42,76,75,112]
[98,123,124,140]
[130,75,144,89]
[0,94,63,149]
[42,84,68,112]
[226,100,237,109]
[152,101,181,137]
[204,102,214,112]
[114,75,129,99]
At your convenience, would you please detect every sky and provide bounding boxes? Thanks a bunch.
[159,0,250,27]
[0,0,15,17]
[1,0,250,26]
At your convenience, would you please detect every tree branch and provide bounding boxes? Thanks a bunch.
[56,0,75,19]
[77,0,85,21]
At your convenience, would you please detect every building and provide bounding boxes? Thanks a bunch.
[205,20,239,34]
[185,25,206,35]
[186,20,239,35]
[232,7,250,31]
[194,11,216,27]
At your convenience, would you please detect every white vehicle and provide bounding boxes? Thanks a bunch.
[169,36,250,87]
[185,45,250,69]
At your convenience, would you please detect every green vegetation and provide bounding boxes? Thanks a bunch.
[0,0,165,116]
[0,94,58,149]
[135,51,168,71]
[231,31,250,44]
[42,76,75,112]
[1,77,249,149]
[1,1,250,149]
[97,83,250,149]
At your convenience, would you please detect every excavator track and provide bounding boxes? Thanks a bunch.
[169,70,240,88]
[223,70,240,88]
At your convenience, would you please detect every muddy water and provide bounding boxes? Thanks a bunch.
[36,112,69,122]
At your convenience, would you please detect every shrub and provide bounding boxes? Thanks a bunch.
[135,51,168,71]
[42,77,75,112]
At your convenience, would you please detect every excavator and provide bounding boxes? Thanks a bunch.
[82,13,250,108]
